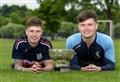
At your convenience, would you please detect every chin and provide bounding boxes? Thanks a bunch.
[31,40,39,43]
[83,35,92,39]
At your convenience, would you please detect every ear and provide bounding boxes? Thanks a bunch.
[95,23,99,30]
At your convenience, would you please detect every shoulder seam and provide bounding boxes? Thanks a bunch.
[40,40,51,49]
[15,39,27,49]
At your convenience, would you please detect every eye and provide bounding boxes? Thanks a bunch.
[79,24,85,27]
[88,23,93,26]
[29,30,34,32]
[36,30,42,33]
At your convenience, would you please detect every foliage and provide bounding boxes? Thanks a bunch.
[0,15,11,26]
[0,0,120,39]
[76,0,120,23]
[1,4,33,25]
[64,8,79,23]
[114,23,120,38]
[97,23,107,34]
[34,0,67,40]
[58,22,78,37]
[0,23,25,38]
[1,4,29,17]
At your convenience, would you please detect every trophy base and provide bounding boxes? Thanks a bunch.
[54,67,70,72]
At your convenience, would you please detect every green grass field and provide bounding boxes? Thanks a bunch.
[0,38,120,82]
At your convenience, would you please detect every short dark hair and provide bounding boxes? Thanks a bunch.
[26,17,43,29]
[77,10,98,23]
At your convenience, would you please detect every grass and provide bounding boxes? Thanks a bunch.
[0,38,120,82]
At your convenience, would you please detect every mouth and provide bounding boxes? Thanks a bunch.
[84,31,91,34]
[31,37,38,40]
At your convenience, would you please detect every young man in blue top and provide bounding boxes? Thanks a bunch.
[12,17,53,72]
[66,10,115,72]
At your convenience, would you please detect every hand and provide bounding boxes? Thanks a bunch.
[31,62,42,73]
[32,62,41,68]
[81,64,101,72]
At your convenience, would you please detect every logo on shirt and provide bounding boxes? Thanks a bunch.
[25,48,28,52]
[37,53,43,60]
[95,51,101,59]
[75,44,81,49]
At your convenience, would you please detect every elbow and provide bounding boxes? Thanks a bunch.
[70,64,81,70]
[101,63,115,71]
[50,65,54,71]
[111,64,115,70]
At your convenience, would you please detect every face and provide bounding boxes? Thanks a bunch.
[26,26,43,46]
[78,18,98,39]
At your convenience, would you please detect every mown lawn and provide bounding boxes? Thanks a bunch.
[0,38,120,82]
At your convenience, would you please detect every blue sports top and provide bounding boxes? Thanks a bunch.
[66,32,115,71]
[12,36,52,67]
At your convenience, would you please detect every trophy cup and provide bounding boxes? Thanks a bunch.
[49,49,74,72]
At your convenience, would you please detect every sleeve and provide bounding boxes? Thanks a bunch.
[66,37,81,70]
[12,40,24,59]
[66,37,73,49]
[70,55,81,70]
[101,38,115,71]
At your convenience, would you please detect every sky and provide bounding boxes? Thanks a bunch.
[0,0,39,10]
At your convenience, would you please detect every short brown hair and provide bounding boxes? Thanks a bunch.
[77,10,98,23]
[26,17,43,29]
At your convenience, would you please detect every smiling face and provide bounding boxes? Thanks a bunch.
[78,18,98,39]
[26,26,43,47]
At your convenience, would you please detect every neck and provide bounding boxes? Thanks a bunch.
[82,34,96,48]
[28,41,38,48]
[30,43,38,47]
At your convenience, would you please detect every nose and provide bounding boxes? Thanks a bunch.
[33,32,37,36]
[84,25,89,30]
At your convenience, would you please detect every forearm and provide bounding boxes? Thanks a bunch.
[41,60,53,71]
[70,64,81,70]
[15,65,32,72]
[41,65,53,71]
[101,59,115,71]
[101,64,115,71]
[14,59,32,72]
[70,55,81,70]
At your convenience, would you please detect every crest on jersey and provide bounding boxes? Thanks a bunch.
[37,53,43,60]
[95,51,101,59]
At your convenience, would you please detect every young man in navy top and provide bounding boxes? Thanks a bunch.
[66,10,115,72]
[12,17,53,72]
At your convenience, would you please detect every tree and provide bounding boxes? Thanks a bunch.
[94,0,120,34]
[0,15,11,27]
[58,22,77,37]
[9,12,21,24]
[71,0,120,35]
[1,4,33,25]
[34,0,66,40]
[0,23,25,38]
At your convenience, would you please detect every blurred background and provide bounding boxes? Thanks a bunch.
[0,0,120,40]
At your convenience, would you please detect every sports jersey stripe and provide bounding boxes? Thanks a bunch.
[15,39,26,45]
[40,42,51,49]
[40,40,51,49]
[23,60,35,67]
[15,39,27,49]
[23,60,35,64]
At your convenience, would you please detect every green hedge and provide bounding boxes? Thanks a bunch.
[0,23,25,38]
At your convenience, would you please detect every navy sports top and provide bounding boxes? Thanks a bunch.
[66,32,115,71]
[12,36,52,67]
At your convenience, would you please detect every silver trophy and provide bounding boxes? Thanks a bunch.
[49,49,74,72]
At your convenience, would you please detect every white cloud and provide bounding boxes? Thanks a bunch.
[1,0,39,10]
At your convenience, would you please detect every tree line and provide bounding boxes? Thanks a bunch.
[0,0,120,39]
